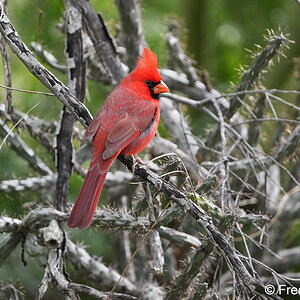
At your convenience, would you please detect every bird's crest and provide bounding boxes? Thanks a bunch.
[137,48,157,70]
[133,48,161,83]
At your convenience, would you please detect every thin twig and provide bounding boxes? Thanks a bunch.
[0,0,12,114]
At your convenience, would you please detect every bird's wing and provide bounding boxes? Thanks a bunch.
[102,105,156,160]
[81,106,106,144]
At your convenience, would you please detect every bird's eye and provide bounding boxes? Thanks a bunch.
[145,80,152,86]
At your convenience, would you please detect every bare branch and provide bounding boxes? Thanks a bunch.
[247,94,266,146]
[205,32,290,148]
[263,246,300,274]
[55,2,86,212]
[0,0,12,114]
[165,27,198,85]
[158,226,201,247]
[143,183,164,274]
[0,118,53,175]
[115,0,145,70]
[65,238,137,295]
[47,249,79,299]
[227,32,290,119]
[0,7,92,127]
[165,241,214,300]
[0,174,56,193]
[274,124,300,162]
[69,283,137,300]
[117,155,282,299]
[35,265,51,300]
[268,186,300,251]
[70,0,126,86]
[0,232,23,266]
[0,216,21,232]
[0,3,296,298]
[0,103,55,154]
[160,96,200,162]
[148,136,206,181]
[294,0,300,6]
[30,41,66,72]
[160,68,229,109]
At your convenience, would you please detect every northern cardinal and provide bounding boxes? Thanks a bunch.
[68,48,169,229]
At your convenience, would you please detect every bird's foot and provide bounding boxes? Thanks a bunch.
[131,155,147,174]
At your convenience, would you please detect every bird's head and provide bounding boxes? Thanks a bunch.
[123,48,169,100]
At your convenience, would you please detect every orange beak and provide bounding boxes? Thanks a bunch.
[153,80,169,94]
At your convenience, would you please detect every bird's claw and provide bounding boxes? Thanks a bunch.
[131,155,147,174]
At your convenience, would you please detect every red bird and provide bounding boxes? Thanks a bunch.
[68,48,169,229]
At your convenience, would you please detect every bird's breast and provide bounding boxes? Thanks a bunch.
[121,107,160,156]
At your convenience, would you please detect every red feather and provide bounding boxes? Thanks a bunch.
[68,48,169,229]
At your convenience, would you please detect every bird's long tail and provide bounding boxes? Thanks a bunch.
[68,163,108,229]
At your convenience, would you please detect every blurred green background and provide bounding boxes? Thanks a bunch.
[1,0,300,299]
